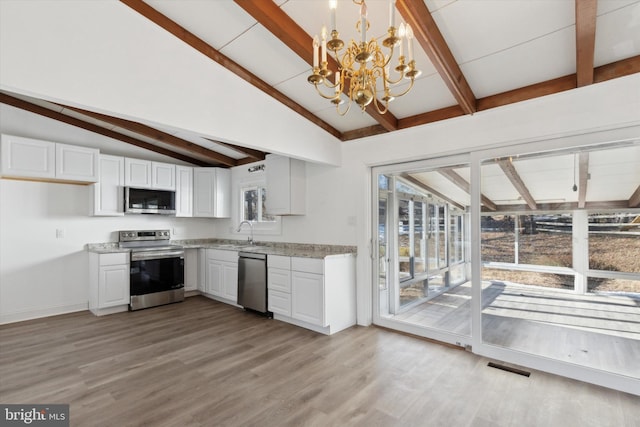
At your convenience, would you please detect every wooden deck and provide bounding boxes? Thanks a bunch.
[389,281,640,379]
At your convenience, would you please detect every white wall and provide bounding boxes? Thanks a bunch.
[215,160,358,246]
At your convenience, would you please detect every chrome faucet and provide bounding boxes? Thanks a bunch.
[236,220,254,245]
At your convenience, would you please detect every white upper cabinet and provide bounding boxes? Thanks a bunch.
[124,158,176,190]
[175,165,193,217]
[151,161,176,190]
[1,135,55,179]
[92,154,125,216]
[1,134,98,183]
[55,143,99,182]
[265,154,306,215]
[124,158,151,188]
[193,167,230,218]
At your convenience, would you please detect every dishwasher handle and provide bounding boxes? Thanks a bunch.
[239,252,267,261]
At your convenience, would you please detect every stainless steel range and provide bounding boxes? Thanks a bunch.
[119,229,184,311]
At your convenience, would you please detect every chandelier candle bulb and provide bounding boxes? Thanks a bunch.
[406,24,414,61]
[322,27,327,62]
[330,0,337,32]
[398,23,405,57]
[321,26,327,63]
[313,35,319,68]
[389,0,395,28]
[360,2,367,43]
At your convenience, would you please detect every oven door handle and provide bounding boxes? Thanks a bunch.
[131,250,185,261]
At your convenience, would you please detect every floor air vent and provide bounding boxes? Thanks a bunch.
[487,362,531,377]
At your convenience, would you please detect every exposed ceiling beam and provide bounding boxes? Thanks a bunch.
[120,0,343,140]
[477,74,576,111]
[439,168,497,211]
[401,174,465,210]
[497,159,538,210]
[398,105,466,131]
[594,54,640,83]
[629,184,640,208]
[482,200,629,213]
[575,0,597,87]
[0,93,209,166]
[396,0,476,115]
[341,125,389,142]
[205,139,265,162]
[63,106,238,167]
[478,56,640,111]
[578,152,589,208]
[232,0,399,133]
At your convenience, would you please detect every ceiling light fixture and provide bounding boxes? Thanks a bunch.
[308,0,420,116]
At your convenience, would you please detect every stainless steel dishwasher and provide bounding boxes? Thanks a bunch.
[237,252,271,316]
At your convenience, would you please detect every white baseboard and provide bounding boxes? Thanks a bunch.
[0,302,88,325]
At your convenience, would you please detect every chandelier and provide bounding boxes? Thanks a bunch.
[307,0,420,115]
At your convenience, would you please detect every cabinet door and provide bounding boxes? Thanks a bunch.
[193,168,231,218]
[198,250,207,292]
[268,268,291,293]
[1,135,55,179]
[99,265,130,308]
[266,154,305,215]
[55,143,99,182]
[152,162,176,190]
[221,261,238,303]
[206,258,223,296]
[268,289,291,316]
[184,249,199,292]
[175,166,193,217]
[265,154,290,215]
[193,168,215,217]
[291,271,325,326]
[93,154,124,216]
[124,158,152,188]
[213,168,231,218]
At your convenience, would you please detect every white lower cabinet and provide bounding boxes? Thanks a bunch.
[268,254,356,335]
[89,252,130,315]
[268,255,291,316]
[184,249,199,292]
[204,249,238,304]
[291,269,325,326]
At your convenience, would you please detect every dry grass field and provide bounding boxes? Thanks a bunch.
[482,231,639,293]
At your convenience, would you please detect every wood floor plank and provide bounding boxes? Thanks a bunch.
[1,296,638,426]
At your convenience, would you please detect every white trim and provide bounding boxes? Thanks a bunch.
[0,302,88,325]
[475,343,640,397]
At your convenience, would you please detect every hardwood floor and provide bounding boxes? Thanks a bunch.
[1,296,639,426]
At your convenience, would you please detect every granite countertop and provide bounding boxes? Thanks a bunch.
[87,239,356,259]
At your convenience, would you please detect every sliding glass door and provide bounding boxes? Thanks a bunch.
[373,155,472,344]
[371,129,639,395]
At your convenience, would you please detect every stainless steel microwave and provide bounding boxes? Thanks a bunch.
[125,187,176,215]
